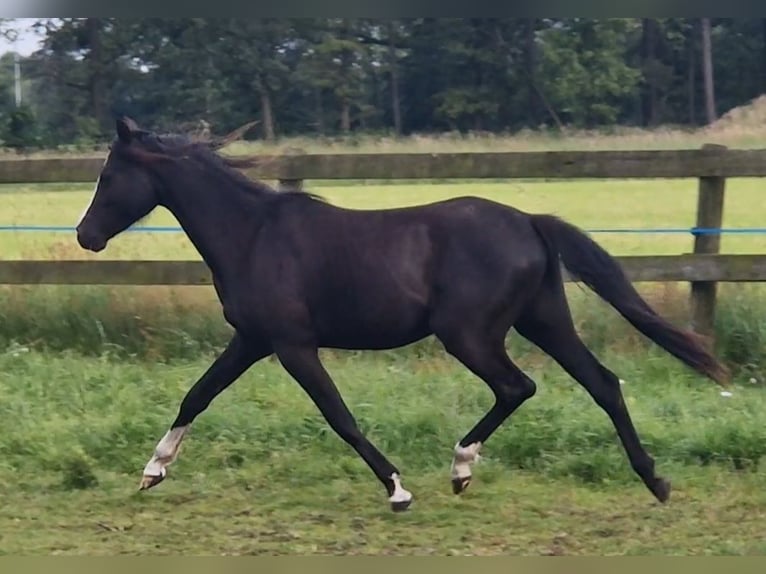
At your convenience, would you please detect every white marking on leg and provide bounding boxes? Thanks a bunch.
[388,473,413,505]
[451,441,482,481]
[77,154,109,227]
[142,425,189,479]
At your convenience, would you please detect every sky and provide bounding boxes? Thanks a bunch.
[0,18,45,57]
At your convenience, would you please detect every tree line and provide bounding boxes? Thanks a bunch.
[0,18,763,148]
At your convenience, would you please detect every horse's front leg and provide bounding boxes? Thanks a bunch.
[139,333,271,489]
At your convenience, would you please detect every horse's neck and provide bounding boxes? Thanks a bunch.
[161,170,264,280]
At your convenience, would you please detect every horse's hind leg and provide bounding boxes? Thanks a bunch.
[432,320,537,494]
[515,283,671,503]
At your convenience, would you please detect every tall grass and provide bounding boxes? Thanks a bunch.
[0,282,763,379]
[0,343,763,493]
[5,118,766,160]
[220,123,766,156]
[0,285,230,361]
[714,284,766,381]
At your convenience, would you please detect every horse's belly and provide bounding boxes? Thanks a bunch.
[312,297,432,350]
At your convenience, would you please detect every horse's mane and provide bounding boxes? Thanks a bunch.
[118,120,324,203]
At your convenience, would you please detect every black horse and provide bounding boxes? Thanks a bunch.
[76,118,728,512]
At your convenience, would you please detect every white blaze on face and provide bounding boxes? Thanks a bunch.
[77,153,110,227]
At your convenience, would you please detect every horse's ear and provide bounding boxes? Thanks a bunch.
[116,117,139,143]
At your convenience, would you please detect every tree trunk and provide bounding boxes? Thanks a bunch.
[641,18,659,126]
[687,20,696,125]
[315,88,325,135]
[701,18,717,124]
[340,98,351,133]
[85,18,106,131]
[525,18,538,124]
[259,87,275,140]
[387,21,402,135]
[338,20,354,134]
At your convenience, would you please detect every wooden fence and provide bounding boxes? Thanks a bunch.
[1,144,766,337]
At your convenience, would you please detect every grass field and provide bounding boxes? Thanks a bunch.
[0,350,765,555]
[0,141,765,554]
[0,178,765,259]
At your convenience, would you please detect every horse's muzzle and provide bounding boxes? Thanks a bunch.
[76,228,107,252]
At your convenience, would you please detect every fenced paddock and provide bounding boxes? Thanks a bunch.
[1,144,765,336]
[1,146,766,555]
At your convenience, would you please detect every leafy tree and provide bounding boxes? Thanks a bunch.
[1,103,39,150]
[537,19,642,126]
[0,18,763,145]
[296,19,369,133]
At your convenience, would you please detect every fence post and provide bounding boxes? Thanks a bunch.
[690,143,727,339]
[278,178,304,192]
[277,147,305,192]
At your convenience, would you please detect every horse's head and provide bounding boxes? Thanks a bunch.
[76,117,165,252]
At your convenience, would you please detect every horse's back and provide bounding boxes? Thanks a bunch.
[253,195,548,349]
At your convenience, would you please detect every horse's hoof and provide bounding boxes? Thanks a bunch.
[452,476,471,495]
[139,470,166,491]
[388,472,413,512]
[651,477,671,503]
[390,497,413,512]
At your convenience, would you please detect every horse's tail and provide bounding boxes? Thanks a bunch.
[529,214,729,386]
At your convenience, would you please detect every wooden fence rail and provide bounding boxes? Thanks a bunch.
[4,148,766,183]
[1,145,765,337]
[0,255,763,286]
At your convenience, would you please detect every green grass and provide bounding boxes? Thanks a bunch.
[2,466,764,555]
[0,178,764,259]
[0,177,764,375]
[0,349,764,555]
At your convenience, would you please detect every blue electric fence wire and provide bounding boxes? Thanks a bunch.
[1,225,764,235]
